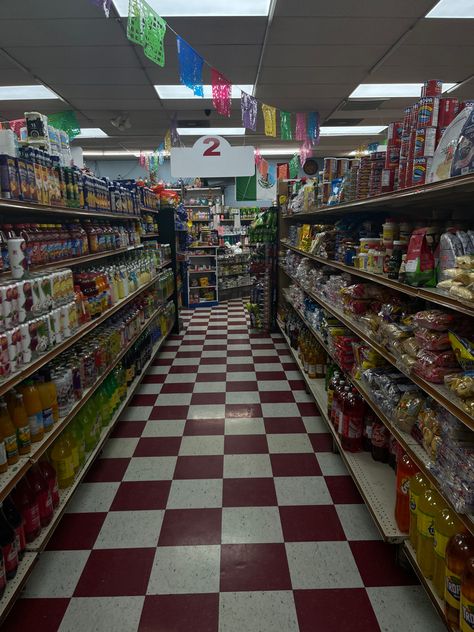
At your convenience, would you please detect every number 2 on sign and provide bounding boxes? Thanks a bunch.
[203,137,221,157]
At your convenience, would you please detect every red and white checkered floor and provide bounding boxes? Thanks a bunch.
[4,300,446,631]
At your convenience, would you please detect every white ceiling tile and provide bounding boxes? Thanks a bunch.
[274,0,436,18]
[5,46,140,68]
[0,19,125,47]
[264,45,387,67]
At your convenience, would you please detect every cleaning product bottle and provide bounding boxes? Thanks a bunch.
[0,401,18,466]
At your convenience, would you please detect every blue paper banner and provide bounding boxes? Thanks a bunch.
[176,36,204,97]
[307,111,320,145]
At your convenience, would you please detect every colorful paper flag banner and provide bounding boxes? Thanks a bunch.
[299,140,313,166]
[295,113,307,141]
[280,111,292,140]
[277,163,289,180]
[176,36,204,97]
[262,104,276,137]
[289,153,300,178]
[307,111,320,145]
[241,92,257,131]
[254,148,263,168]
[89,0,112,17]
[211,69,232,117]
[259,158,269,178]
[48,110,81,139]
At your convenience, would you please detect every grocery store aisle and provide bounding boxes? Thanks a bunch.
[3,300,445,632]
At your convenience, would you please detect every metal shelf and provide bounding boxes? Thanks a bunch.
[0,199,139,220]
[281,173,474,218]
[280,266,474,432]
[277,319,404,543]
[282,241,474,318]
[141,233,160,239]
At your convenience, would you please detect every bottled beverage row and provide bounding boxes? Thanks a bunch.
[0,250,173,381]
[0,307,175,596]
[0,292,174,462]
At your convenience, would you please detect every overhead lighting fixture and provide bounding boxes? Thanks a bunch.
[83,150,170,158]
[349,83,457,98]
[258,148,300,156]
[320,125,387,136]
[113,0,270,16]
[75,128,108,139]
[426,0,474,18]
[177,127,245,136]
[155,85,254,99]
[0,85,60,101]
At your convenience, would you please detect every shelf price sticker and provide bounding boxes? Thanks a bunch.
[171,136,254,178]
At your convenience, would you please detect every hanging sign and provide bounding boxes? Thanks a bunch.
[170,136,254,177]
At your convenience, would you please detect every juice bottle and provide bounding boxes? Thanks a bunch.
[394,453,418,533]
[3,496,25,561]
[371,420,389,463]
[0,402,18,466]
[409,472,429,551]
[307,345,317,379]
[0,434,7,475]
[363,409,375,452]
[13,477,41,542]
[416,488,443,578]
[445,534,474,628]
[38,368,59,424]
[340,389,364,452]
[461,557,474,632]
[70,419,86,467]
[35,376,54,433]
[19,380,44,443]
[331,379,345,428]
[39,459,59,509]
[433,508,464,600]
[0,503,18,580]
[9,392,31,455]
[337,386,351,436]
[27,464,53,528]
[50,435,75,489]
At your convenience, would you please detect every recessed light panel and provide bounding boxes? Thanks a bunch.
[155,85,253,99]
[177,127,245,136]
[426,0,474,18]
[75,128,108,139]
[113,0,270,16]
[349,83,457,98]
[0,85,59,100]
[320,126,387,136]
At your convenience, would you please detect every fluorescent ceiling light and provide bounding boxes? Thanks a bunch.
[426,0,474,18]
[349,83,457,98]
[258,148,300,156]
[0,85,59,101]
[75,128,108,139]
[320,125,386,136]
[113,0,270,16]
[83,150,170,158]
[155,85,253,99]
[177,127,245,136]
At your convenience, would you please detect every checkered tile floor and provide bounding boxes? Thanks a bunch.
[4,300,446,631]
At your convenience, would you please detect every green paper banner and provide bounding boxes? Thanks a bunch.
[236,173,257,201]
[48,110,81,139]
[127,0,167,67]
[280,111,292,140]
[289,154,299,179]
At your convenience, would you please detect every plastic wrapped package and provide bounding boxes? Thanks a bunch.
[402,336,421,358]
[449,283,474,303]
[413,359,461,383]
[429,438,474,513]
[414,327,451,351]
[394,390,425,433]
[445,372,474,399]
[416,348,459,368]
[456,255,474,269]
[438,232,464,281]
[412,309,456,331]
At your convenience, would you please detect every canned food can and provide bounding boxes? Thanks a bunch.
[6,329,17,372]
[20,322,32,364]
[7,238,27,279]
[387,121,403,145]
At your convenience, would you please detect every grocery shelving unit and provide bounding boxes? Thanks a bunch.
[0,199,140,220]
[186,247,219,307]
[277,174,474,629]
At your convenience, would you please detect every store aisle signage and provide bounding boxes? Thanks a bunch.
[171,136,254,177]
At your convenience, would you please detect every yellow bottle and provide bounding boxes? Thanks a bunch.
[308,346,317,379]
[0,401,18,465]
[416,488,443,579]
[39,369,59,424]
[433,508,463,599]
[64,430,80,474]
[409,472,429,551]
[9,393,31,455]
[50,436,75,489]
[19,380,44,443]
[36,377,55,433]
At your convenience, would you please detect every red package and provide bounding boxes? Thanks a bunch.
[415,348,460,368]
[413,309,456,331]
[414,328,451,351]
[413,361,461,384]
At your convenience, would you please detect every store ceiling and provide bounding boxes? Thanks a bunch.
[0,0,473,157]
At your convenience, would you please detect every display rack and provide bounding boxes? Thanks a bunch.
[186,247,219,307]
[0,199,140,220]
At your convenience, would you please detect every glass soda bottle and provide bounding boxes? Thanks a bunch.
[39,459,59,509]
[394,454,418,534]
[416,488,443,578]
[3,496,25,561]
[0,503,18,580]
[409,472,429,551]
[0,401,18,466]
[433,508,463,600]
[13,477,41,542]
[445,534,474,628]
[461,557,474,632]
[371,420,389,463]
[26,464,53,528]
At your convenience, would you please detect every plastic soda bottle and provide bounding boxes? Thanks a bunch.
[3,496,25,561]
[36,370,58,430]
[461,558,474,632]
[0,503,18,580]
[12,477,41,542]
[10,393,31,455]
[39,459,59,509]
[50,436,75,489]
[340,389,364,452]
[409,472,429,551]
[445,534,474,628]
[69,421,85,468]
[64,429,80,474]
[394,454,418,534]
[433,508,464,600]
[19,380,44,443]
[416,488,443,578]
[0,401,18,466]
[26,464,53,528]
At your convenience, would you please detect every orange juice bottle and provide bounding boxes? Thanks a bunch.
[416,488,443,579]
[40,369,59,424]
[50,436,75,489]
[433,508,464,600]
[20,380,44,443]
[0,401,18,466]
[35,374,56,433]
[9,393,31,455]
[409,472,429,551]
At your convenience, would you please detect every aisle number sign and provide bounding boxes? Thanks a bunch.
[170,136,254,177]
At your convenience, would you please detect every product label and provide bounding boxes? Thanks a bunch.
[417,509,435,538]
[4,433,18,460]
[37,489,53,521]
[16,424,31,450]
[2,542,18,574]
[56,456,74,482]
[23,504,41,536]
[28,412,43,437]
[399,476,410,495]
[446,572,462,609]
[434,531,450,558]
[42,407,54,430]
[409,490,419,515]
[0,441,7,468]
[461,595,474,631]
